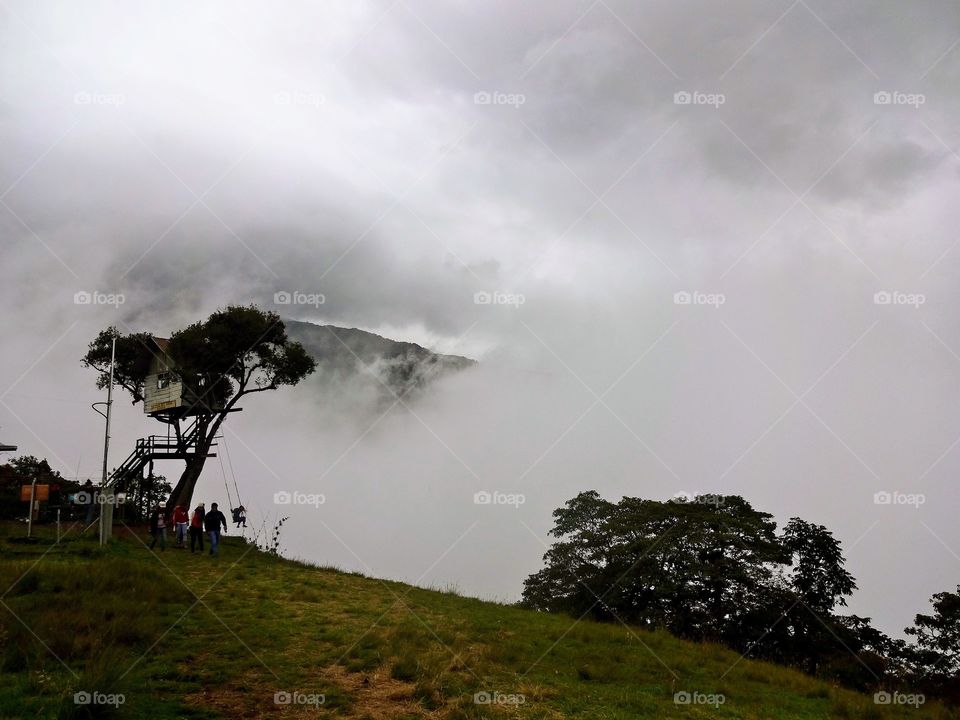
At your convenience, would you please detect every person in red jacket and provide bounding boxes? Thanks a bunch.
[172,505,189,548]
[189,504,205,554]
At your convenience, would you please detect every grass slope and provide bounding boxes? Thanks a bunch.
[0,521,954,720]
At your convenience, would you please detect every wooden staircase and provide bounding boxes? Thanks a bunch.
[107,418,215,491]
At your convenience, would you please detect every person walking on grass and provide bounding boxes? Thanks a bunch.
[148,503,166,551]
[204,502,227,556]
[189,504,205,553]
[172,504,189,548]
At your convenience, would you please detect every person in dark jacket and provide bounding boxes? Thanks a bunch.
[189,504,205,553]
[231,505,246,528]
[148,504,166,551]
[204,502,227,556]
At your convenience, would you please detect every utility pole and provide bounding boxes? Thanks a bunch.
[98,335,116,546]
[26,478,36,538]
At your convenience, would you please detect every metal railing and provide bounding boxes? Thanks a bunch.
[106,423,216,489]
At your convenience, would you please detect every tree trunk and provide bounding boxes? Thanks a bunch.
[162,405,237,516]
[166,454,207,514]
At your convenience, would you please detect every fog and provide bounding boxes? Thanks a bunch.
[2,0,960,638]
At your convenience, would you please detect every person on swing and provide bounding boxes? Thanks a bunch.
[231,505,246,528]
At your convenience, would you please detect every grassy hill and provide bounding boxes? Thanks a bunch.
[0,521,954,720]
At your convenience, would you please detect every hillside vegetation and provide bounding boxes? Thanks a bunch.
[0,521,955,720]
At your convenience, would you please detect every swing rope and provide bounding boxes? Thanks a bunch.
[222,432,243,508]
[217,444,234,510]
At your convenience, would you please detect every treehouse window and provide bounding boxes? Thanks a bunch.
[156,372,172,390]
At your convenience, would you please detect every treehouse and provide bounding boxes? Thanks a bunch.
[143,337,223,417]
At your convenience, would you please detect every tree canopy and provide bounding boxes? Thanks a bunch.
[82,306,316,412]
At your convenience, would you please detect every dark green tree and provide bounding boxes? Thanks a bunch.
[126,473,172,523]
[782,518,856,613]
[778,518,858,675]
[0,456,70,519]
[825,615,902,691]
[906,586,960,679]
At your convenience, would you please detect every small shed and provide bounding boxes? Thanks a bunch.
[143,337,221,416]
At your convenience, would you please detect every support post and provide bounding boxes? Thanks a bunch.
[99,335,116,546]
[147,459,154,519]
[26,479,36,538]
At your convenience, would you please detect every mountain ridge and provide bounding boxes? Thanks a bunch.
[283,318,475,398]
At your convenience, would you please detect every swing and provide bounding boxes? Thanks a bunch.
[216,434,247,530]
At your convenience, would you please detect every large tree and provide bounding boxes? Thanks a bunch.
[82,305,316,512]
[521,492,786,642]
[779,518,858,675]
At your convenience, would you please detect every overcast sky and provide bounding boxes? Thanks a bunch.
[2,0,960,638]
